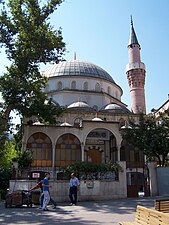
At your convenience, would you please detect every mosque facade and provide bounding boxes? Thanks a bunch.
[22,19,148,197]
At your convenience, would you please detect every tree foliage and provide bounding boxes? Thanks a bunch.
[17,149,33,170]
[0,0,66,146]
[0,167,12,199]
[0,138,17,168]
[122,113,169,166]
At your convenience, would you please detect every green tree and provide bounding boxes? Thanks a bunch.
[122,113,169,166]
[0,138,17,168]
[0,0,66,146]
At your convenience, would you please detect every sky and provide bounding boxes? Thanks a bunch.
[0,0,169,119]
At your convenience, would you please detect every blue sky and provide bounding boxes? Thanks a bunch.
[1,0,169,115]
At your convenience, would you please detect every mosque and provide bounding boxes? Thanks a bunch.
[22,18,148,197]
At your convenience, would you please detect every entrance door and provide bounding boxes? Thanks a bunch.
[127,172,145,197]
[87,149,102,164]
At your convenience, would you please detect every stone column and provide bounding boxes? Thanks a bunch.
[81,142,85,161]
[147,162,158,196]
[52,143,56,180]
[116,144,121,162]
[118,161,127,198]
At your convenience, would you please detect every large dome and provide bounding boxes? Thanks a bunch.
[43,60,115,83]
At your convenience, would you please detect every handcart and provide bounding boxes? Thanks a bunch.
[5,190,32,208]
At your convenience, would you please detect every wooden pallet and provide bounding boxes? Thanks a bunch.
[154,198,169,212]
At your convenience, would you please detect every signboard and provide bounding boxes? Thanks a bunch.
[32,173,40,178]
[88,130,109,140]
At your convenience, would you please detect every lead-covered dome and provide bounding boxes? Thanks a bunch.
[43,60,115,83]
[100,102,131,114]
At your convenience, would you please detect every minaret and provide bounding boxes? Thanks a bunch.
[126,16,146,114]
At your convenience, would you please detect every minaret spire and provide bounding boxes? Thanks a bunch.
[126,17,146,114]
[128,16,139,47]
[130,15,133,26]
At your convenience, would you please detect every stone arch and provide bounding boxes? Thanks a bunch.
[55,133,81,167]
[84,128,117,164]
[26,132,52,167]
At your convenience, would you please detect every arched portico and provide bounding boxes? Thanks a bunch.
[26,132,52,167]
[84,128,118,164]
[55,133,81,167]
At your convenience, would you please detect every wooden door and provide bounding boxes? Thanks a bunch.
[87,149,102,164]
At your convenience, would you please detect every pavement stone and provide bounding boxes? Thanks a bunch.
[0,197,155,225]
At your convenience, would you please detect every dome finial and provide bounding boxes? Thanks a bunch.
[74,52,76,60]
[130,15,133,26]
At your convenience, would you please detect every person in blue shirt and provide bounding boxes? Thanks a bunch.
[30,177,57,209]
[42,172,51,211]
[69,173,80,205]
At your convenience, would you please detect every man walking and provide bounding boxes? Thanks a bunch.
[69,173,80,205]
[42,172,51,211]
[30,177,57,209]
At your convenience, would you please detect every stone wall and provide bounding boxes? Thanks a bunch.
[9,161,127,202]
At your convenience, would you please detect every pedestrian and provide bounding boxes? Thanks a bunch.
[42,172,51,211]
[69,173,80,205]
[30,177,57,209]
[29,177,43,208]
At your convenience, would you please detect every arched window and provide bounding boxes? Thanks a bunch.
[118,118,125,129]
[93,105,98,111]
[55,133,81,167]
[74,118,82,127]
[71,81,76,89]
[108,86,111,95]
[83,82,88,90]
[95,83,100,92]
[26,132,52,167]
[57,81,62,90]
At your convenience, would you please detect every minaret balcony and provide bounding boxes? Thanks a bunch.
[126,62,146,72]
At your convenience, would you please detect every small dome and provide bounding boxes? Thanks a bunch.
[92,117,103,121]
[44,99,60,107]
[101,103,131,114]
[60,122,72,127]
[105,103,122,110]
[67,101,90,109]
[43,60,115,83]
[67,101,96,113]
[33,121,44,125]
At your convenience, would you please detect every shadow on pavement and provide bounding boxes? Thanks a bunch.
[0,197,155,225]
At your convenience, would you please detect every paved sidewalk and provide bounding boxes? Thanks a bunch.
[0,197,155,225]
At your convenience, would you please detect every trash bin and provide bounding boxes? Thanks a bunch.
[31,190,40,205]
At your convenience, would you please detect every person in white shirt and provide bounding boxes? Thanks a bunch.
[69,173,80,205]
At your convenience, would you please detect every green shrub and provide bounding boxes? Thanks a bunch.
[61,161,123,180]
